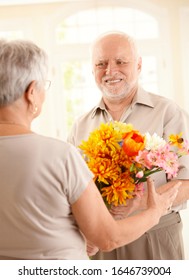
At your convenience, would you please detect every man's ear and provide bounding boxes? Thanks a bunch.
[138,56,142,73]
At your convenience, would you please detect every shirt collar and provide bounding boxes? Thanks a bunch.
[132,86,155,108]
[91,99,106,118]
[91,86,155,118]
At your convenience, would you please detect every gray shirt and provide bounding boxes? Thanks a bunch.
[68,87,189,211]
[0,134,93,259]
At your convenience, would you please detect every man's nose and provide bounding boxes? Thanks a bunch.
[105,62,118,75]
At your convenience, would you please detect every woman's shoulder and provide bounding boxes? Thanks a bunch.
[33,133,77,151]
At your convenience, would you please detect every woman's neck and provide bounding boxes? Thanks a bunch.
[0,121,32,136]
[0,101,31,128]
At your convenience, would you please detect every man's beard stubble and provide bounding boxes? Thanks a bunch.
[100,80,138,102]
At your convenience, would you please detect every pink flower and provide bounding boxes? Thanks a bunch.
[135,150,153,169]
[135,143,180,180]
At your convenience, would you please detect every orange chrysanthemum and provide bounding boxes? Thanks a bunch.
[101,173,135,206]
[88,157,119,185]
[79,121,141,206]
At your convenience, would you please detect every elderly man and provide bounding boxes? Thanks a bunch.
[68,31,189,260]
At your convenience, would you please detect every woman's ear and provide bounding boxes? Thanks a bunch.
[24,81,36,103]
[24,81,39,116]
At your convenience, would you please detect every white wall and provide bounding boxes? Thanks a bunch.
[180,6,189,259]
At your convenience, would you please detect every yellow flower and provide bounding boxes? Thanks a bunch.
[79,121,139,206]
[101,173,135,206]
[169,132,184,148]
[88,157,119,185]
[79,122,122,158]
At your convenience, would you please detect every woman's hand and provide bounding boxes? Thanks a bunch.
[86,241,99,256]
[72,177,181,252]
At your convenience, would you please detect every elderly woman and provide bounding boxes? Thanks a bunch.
[0,39,179,260]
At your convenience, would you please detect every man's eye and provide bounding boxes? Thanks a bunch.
[117,60,127,65]
[95,62,106,68]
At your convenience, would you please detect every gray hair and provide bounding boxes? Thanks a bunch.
[90,31,140,60]
[0,39,48,107]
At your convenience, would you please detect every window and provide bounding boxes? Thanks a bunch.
[0,30,24,39]
[56,7,159,44]
[54,7,160,137]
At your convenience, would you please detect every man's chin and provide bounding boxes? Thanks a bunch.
[102,91,127,101]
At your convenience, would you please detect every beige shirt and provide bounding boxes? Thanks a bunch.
[0,134,93,260]
[68,87,189,211]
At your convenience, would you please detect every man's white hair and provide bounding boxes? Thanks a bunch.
[89,30,140,60]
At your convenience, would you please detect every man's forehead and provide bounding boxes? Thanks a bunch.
[93,47,133,61]
[94,55,130,61]
[93,41,132,56]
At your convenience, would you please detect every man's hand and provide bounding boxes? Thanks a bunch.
[109,192,147,219]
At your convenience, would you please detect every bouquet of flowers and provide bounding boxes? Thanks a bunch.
[79,121,189,206]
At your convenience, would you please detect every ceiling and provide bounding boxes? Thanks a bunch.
[0,0,81,5]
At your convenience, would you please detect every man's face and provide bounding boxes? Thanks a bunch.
[92,35,142,101]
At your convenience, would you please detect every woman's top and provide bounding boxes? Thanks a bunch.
[0,133,93,260]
